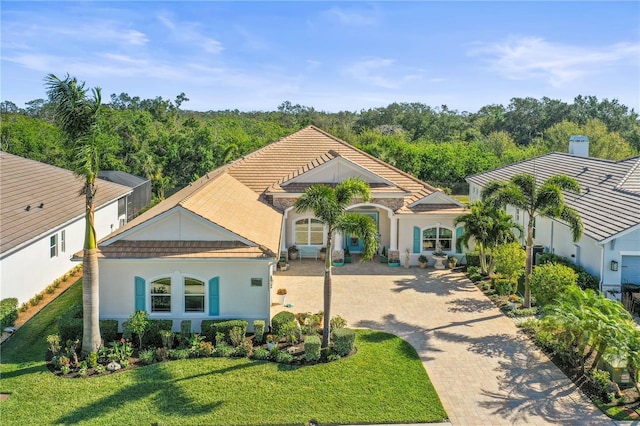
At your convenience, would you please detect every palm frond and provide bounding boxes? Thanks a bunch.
[335,213,379,261]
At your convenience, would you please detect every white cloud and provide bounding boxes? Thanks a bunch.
[155,12,224,54]
[471,36,640,86]
[345,58,423,89]
[324,5,380,27]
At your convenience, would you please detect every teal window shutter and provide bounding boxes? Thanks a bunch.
[413,226,421,253]
[134,276,145,311]
[456,227,464,253]
[208,277,220,316]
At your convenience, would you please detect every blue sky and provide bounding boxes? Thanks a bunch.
[2,1,639,113]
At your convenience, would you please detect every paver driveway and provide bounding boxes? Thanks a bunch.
[272,259,613,425]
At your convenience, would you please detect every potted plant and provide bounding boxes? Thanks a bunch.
[418,254,428,269]
[447,255,458,269]
[332,250,344,267]
[277,257,289,271]
[288,245,299,260]
[266,334,277,350]
[344,247,352,264]
[319,247,327,261]
[277,288,287,305]
[387,250,400,267]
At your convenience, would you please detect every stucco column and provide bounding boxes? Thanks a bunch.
[334,233,343,251]
[389,212,397,250]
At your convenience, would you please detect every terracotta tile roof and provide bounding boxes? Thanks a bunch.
[467,153,640,241]
[0,152,131,256]
[226,126,441,211]
[102,169,282,257]
[96,240,267,259]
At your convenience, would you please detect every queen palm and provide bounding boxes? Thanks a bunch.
[45,74,102,355]
[454,201,522,275]
[482,173,583,308]
[294,177,378,348]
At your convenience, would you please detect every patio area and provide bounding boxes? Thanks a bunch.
[272,257,613,425]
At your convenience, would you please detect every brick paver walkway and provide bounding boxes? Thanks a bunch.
[272,259,613,425]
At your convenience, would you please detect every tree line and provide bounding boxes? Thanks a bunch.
[2,90,638,199]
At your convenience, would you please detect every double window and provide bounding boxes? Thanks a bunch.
[294,218,324,246]
[422,226,453,251]
[150,276,205,313]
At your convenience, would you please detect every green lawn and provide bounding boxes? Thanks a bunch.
[0,281,447,425]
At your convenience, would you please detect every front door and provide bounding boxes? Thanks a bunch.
[346,212,379,253]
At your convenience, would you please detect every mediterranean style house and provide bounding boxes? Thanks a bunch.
[97,126,466,331]
[467,137,640,299]
[0,152,132,304]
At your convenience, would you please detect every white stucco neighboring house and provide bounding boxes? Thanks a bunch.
[97,126,467,331]
[467,138,640,300]
[0,152,132,304]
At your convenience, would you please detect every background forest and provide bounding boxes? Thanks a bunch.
[2,93,638,201]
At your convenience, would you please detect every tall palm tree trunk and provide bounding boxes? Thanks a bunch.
[523,216,535,308]
[322,233,333,348]
[82,181,101,355]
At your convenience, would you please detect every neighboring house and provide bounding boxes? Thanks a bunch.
[98,170,152,221]
[467,137,640,298]
[0,152,132,304]
[98,126,465,332]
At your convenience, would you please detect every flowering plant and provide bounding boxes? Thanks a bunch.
[277,288,287,295]
[288,245,299,253]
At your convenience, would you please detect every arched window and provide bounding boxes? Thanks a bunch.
[422,226,453,252]
[150,277,171,312]
[184,277,205,312]
[294,218,324,246]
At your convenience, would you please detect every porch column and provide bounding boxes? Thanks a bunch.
[334,233,344,251]
[389,212,398,250]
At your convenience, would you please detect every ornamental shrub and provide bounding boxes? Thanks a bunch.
[304,335,321,362]
[493,243,526,283]
[0,298,18,329]
[229,326,245,347]
[253,320,265,344]
[58,304,83,343]
[138,349,156,365]
[200,320,216,341]
[538,253,599,291]
[273,349,293,364]
[180,320,192,344]
[211,320,248,345]
[494,279,513,296]
[142,320,173,347]
[123,310,150,349]
[331,328,356,357]
[85,351,98,368]
[252,347,270,360]
[330,315,347,330]
[271,311,296,336]
[530,263,578,306]
[99,320,119,343]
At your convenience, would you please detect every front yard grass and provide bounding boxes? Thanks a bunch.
[0,280,447,425]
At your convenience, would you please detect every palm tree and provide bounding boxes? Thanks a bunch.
[482,173,583,308]
[294,177,378,348]
[45,74,102,355]
[454,201,522,275]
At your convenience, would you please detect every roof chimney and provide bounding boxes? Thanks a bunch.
[569,135,589,157]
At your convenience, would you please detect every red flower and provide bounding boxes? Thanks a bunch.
[120,338,125,343]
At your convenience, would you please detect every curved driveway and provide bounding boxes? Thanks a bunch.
[272,260,613,425]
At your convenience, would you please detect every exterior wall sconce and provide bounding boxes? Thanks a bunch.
[610,260,618,271]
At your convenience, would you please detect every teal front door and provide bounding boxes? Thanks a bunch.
[346,212,378,253]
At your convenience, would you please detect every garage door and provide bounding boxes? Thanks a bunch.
[621,255,640,285]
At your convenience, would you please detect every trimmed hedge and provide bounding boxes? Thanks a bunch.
[304,335,321,362]
[58,304,119,345]
[201,319,247,344]
[538,253,599,291]
[271,311,296,336]
[253,320,265,344]
[100,320,119,343]
[0,298,19,329]
[140,320,174,347]
[332,328,356,357]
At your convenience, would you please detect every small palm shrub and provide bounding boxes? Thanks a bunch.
[330,315,347,330]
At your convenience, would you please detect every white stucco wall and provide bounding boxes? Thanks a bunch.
[1,200,123,304]
[99,257,274,332]
[602,228,640,291]
[397,215,462,266]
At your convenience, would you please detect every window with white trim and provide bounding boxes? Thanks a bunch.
[184,277,205,312]
[151,278,171,312]
[50,234,58,258]
[294,218,324,245]
[60,230,66,253]
[422,226,453,251]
